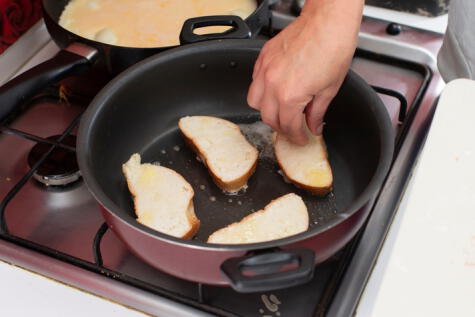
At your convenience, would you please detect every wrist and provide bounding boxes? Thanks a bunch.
[300,0,364,30]
[300,0,363,52]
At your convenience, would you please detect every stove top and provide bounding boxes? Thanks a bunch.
[0,2,444,316]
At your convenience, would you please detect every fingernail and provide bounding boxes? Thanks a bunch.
[315,123,324,135]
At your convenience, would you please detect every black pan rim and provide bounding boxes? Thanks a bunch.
[77,39,395,252]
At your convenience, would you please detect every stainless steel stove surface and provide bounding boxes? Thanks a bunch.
[0,3,444,317]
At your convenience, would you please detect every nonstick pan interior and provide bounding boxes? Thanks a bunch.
[135,113,345,241]
[80,40,385,245]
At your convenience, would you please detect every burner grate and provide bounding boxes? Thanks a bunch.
[0,109,81,232]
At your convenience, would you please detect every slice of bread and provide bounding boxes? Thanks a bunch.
[178,116,258,192]
[122,153,199,239]
[207,193,309,244]
[274,132,333,196]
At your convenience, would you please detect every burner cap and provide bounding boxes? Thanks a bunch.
[28,135,81,186]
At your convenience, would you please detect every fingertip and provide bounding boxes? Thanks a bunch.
[252,59,262,80]
[306,114,320,135]
[315,123,324,135]
[260,101,280,132]
[306,94,332,136]
[307,119,323,136]
[304,100,318,135]
[247,81,263,110]
[247,89,257,110]
[289,132,308,146]
[288,114,309,146]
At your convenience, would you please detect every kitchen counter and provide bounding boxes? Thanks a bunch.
[357,79,475,317]
[0,259,145,316]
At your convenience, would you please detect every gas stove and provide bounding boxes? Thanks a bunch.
[0,2,444,316]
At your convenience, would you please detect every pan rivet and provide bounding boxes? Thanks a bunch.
[199,63,207,70]
[229,61,237,68]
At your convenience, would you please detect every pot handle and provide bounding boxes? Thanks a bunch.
[179,15,251,45]
[0,43,98,123]
[221,248,315,293]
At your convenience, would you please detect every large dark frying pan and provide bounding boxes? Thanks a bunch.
[0,0,270,122]
[77,37,394,293]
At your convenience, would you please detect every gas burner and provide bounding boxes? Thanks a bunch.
[27,135,81,186]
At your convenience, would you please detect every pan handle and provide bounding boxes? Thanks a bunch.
[179,15,251,45]
[0,43,98,123]
[221,248,315,293]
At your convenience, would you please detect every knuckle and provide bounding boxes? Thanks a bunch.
[261,109,277,130]
[247,95,257,109]
[247,88,259,109]
[264,69,279,87]
[277,88,296,106]
[260,107,271,122]
[322,87,339,100]
[261,42,271,54]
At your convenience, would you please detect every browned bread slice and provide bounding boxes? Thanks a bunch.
[207,193,309,244]
[122,153,199,239]
[274,132,333,196]
[178,116,258,192]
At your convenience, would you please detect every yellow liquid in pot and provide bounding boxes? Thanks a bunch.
[59,0,257,47]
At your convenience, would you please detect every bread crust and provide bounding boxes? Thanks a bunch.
[207,193,308,243]
[122,154,200,239]
[181,201,200,239]
[179,116,258,192]
[276,161,332,196]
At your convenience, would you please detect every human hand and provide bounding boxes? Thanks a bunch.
[247,0,363,145]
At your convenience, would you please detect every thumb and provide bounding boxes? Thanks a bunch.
[305,94,332,135]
